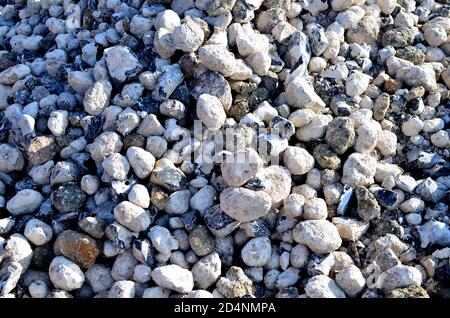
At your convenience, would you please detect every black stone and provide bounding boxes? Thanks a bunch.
[119,34,141,52]
[83,115,105,143]
[23,77,38,90]
[436,260,450,287]
[170,83,190,106]
[48,82,65,95]
[0,112,11,142]
[249,87,269,107]
[10,89,31,105]
[14,179,38,191]
[137,45,158,72]
[374,189,398,208]
[136,95,159,114]
[391,95,407,109]
[94,8,113,23]
[337,105,352,117]
[204,206,236,232]
[70,152,95,174]
[36,198,54,218]
[12,215,34,233]
[31,243,54,270]
[0,56,16,72]
[0,172,12,187]
[407,98,422,112]
[245,219,270,237]
[75,285,94,299]
[262,73,279,96]
[244,177,266,191]
[39,33,57,52]
[180,211,198,232]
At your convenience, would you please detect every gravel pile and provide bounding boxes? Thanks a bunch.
[0,0,449,299]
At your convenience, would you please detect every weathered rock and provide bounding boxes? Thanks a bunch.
[325,117,355,154]
[241,236,272,267]
[189,226,215,257]
[150,159,187,192]
[220,187,272,222]
[216,266,253,298]
[342,153,377,186]
[53,231,100,268]
[26,136,59,166]
[293,220,342,254]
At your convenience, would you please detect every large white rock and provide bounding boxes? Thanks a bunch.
[198,45,236,77]
[148,225,179,254]
[85,264,114,293]
[151,264,194,293]
[342,153,377,186]
[126,147,156,179]
[3,234,33,270]
[332,217,369,241]
[190,185,216,213]
[293,220,342,254]
[102,153,130,181]
[83,80,112,115]
[104,46,142,83]
[221,148,263,187]
[192,252,222,289]
[220,187,272,222]
[196,94,226,130]
[0,64,31,84]
[346,70,371,97]
[241,237,272,267]
[375,264,423,292]
[305,275,346,298]
[0,144,25,173]
[49,256,85,291]
[6,189,43,216]
[303,198,328,220]
[113,201,151,232]
[284,77,326,113]
[254,165,291,208]
[24,219,53,246]
[165,190,191,215]
[335,265,366,297]
[283,146,315,175]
